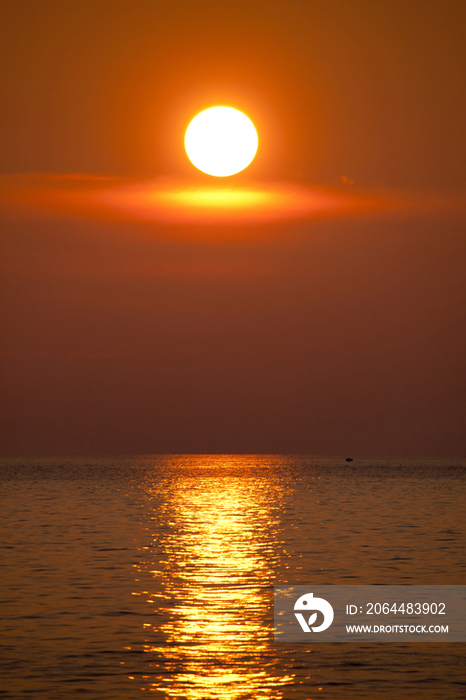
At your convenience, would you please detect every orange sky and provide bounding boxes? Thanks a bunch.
[0,0,465,455]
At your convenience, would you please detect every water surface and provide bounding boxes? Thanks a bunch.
[1,455,465,698]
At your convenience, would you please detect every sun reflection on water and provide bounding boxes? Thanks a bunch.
[132,455,294,699]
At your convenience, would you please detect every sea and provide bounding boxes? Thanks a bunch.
[1,455,465,699]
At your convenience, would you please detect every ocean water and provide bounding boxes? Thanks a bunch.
[0,455,465,699]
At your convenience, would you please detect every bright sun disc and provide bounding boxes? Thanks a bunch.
[185,106,258,177]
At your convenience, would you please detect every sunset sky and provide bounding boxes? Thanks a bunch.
[1,0,465,456]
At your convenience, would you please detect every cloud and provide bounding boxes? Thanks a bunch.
[1,173,464,241]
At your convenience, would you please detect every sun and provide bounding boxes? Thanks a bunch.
[185,106,258,177]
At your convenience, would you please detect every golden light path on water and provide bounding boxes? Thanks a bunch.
[132,456,295,699]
